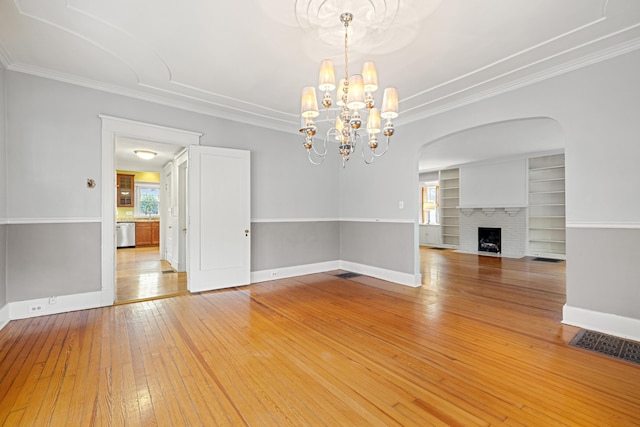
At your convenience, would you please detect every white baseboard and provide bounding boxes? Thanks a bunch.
[251,261,341,283]
[339,261,421,287]
[563,304,640,342]
[1,263,417,327]
[251,260,421,287]
[9,291,104,320]
[0,303,9,331]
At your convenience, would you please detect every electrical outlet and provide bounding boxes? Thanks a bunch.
[49,296,57,305]
[29,305,43,312]
[271,271,278,277]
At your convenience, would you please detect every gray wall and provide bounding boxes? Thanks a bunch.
[7,223,101,301]
[0,63,7,308]
[340,48,640,323]
[5,70,339,302]
[340,222,414,275]
[251,221,339,271]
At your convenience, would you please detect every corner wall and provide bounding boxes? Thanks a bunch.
[5,70,340,306]
[0,62,8,322]
[341,48,640,339]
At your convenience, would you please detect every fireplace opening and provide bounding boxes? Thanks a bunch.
[478,227,501,254]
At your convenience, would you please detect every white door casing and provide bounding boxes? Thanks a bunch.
[162,162,175,267]
[187,145,251,292]
[100,115,201,305]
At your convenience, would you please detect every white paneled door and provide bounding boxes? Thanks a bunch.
[187,146,251,292]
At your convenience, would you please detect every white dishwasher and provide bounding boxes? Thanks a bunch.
[116,222,136,248]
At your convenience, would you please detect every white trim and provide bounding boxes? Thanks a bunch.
[252,260,421,288]
[251,261,340,283]
[6,217,101,224]
[566,221,640,229]
[8,64,297,135]
[250,218,415,224]
[98,115,202,144]
[339,218,415,224]
[563,304,640,342]
[339,261,421,287]
[8,291,104,320]
[0,219,7,225]
[251,218,341,223]
[0,303,9,331]
[399,36,640,127]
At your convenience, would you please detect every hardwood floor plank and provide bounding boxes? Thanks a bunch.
[1,248,640,425]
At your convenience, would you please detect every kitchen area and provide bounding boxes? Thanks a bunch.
[116,171,161,249]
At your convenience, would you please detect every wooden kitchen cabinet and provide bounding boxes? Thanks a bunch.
[135,222,159,246]
[117,174,135,207]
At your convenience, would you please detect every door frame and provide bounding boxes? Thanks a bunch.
[100,115,201,306]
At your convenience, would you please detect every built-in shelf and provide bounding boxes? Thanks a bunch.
[439,168,460,248]
[528,153,566,259]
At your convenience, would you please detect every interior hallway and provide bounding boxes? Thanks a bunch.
[116,246,187,303]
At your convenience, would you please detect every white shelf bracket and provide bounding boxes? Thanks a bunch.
[482,208,496,217]
[504,207,521,217]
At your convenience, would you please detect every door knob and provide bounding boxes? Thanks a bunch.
[182,228,187,232]
[245,229,250,236]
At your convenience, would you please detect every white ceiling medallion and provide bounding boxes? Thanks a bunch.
[294,0,442,57]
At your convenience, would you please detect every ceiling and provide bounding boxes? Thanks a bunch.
[418,117,564,172]
[115,137,184,172]
[1,0,640,170]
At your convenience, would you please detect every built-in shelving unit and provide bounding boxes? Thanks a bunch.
[439,168,460,248]
[528,154,566,259]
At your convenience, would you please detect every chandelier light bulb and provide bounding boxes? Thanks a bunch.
[367,108,381,133]
[318,60,336,91]
[347,74,365,110]
[381,87,399,119]
[300,87,320,118]
[362,62,378,92]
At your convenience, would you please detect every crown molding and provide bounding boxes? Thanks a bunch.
[6,62,299,135]
[6,33,640,136]
[398,35,640,127]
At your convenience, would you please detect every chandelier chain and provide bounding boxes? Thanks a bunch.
[344,18,349,81]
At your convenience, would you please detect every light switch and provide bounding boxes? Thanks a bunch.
[399,201,404,209]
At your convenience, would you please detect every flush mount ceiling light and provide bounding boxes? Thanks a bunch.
[299,12,399,167]
[134,150,157,160]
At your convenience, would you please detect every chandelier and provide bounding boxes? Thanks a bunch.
[299,12,399,167]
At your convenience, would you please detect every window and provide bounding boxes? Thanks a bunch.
[134,182,160,218]
[421,183,439,224]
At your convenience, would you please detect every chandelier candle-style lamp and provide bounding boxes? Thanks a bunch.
[300,12,399,167]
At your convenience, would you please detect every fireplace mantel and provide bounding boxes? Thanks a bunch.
[457,205,526,217]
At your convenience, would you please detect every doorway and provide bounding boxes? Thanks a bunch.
[101,116,252,306]
[114,139,188,303]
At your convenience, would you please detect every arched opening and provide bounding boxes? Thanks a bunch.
[415,117,566,290]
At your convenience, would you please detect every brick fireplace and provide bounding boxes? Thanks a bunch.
[459,207,526,258]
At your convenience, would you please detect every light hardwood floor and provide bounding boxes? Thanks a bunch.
[1,248,639,425]
[116,246,187,303]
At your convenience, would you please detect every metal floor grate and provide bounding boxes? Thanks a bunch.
[532,257,564,263]
[571,329,640,365]
[335,272,363,279]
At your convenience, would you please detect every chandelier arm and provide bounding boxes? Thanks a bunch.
[360,142,375,164]
[311,135,328,157]
[370,137,391,157]
[307,150,326,165]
